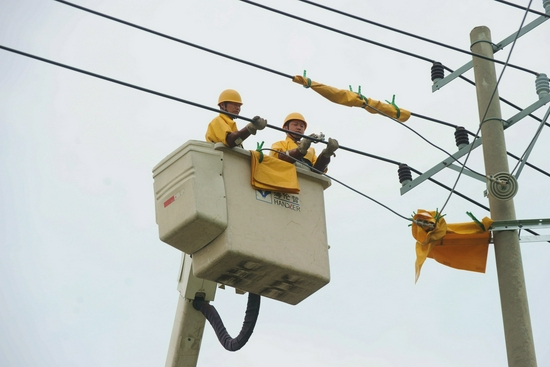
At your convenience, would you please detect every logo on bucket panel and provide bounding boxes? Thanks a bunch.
[256,190,300,211]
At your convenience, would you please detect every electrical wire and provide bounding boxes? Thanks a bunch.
[0,43,497,220]
[438,0,533,216]
[263,148,412,222]
[495,0,550,17]
[4,41,548,223]
[52,0,293,80]
[510,104,550,176]
[3,43,545,239]
[241,0,549,131]
[296,0,539,75]
[50,0,507,182]
[54,0,547,131]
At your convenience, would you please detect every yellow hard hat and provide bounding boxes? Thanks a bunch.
[218,89,242,105]
[283,112,307,129]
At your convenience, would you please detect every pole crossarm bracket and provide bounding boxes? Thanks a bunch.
[400,138,482,195]
[504,93,550,128]
[432,14,549,92]
[490,218,550,231]
[490,218,550,243]
[400,94,550,196]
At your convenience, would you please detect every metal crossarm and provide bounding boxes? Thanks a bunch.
[432,13,550,92]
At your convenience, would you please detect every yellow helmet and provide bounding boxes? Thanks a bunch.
[283,112,307,129]
[218,89,242,105]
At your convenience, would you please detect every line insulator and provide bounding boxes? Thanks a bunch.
[487,172,518,201]
[535,73,549,99]
[454,126,469,150]
[431,62,444,83]
[398,164,413,186]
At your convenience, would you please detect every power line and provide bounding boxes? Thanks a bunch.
[52,0,293,80]
[495,0,550,17]
[263,148,412,222]
[0,43,496,216]
[511,105,550,176]
[297,0,538,75]
[50,0,505,178]
[55,0,550,139]
[3,43,544,239]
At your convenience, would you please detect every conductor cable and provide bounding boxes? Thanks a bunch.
[1,43,545,237]
[263,148,412,222]
[296,0,538,75]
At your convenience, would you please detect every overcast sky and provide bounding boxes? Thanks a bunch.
[1,0,549,366]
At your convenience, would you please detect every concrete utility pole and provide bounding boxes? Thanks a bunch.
[470,26,537,367]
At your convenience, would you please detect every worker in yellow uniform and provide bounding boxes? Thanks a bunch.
[270,112,338,173]
[205,89,267,147]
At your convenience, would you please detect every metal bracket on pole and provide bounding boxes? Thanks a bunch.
[432,14,550,93]
[400,138,483,195]
[491,218,550,231]
[490,218,550,243]
[504,93,550,128]
[514,105,550,179]
[400,94,550,196]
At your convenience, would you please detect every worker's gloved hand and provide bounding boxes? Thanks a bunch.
[297,135,314,155]
[246,116,267,135]
[321,138,339,157]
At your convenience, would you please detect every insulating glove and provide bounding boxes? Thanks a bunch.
[321,138,339,157]
[246,116,267,135]
[297,135,314,155]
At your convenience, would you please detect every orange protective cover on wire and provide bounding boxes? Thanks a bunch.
[250,151,300,194]
[412,209,493,282]
[292,75,411,122]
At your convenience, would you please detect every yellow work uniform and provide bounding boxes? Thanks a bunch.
[270,136,318,167]
[205,114,237,146]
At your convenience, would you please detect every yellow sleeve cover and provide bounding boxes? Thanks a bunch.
[292,75,411,123]
[412,209,493,282]
[250,150,300,194]
[205,114,238,145]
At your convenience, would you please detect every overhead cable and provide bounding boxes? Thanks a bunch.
[55,0,550,133]
[495,0,550,17]
[53,0,293,80]
[2,43,544,238]
[0,44,494,218]
[297,0,538,75]
[264,148,413,222]
[510,105,550,177]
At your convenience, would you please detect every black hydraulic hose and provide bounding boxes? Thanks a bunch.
[193,293,261,352]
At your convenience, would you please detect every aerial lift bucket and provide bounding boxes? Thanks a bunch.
[153,140,331,305]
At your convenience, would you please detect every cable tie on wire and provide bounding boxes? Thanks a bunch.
[256,141,264,163]
[302,70,311,88]
[385,94,401,119]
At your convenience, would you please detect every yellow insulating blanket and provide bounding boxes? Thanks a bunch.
[412,209,494,282]
[292,75,411,123]
[250,150,300,194]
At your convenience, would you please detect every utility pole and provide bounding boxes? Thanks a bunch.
[470,26,537,367]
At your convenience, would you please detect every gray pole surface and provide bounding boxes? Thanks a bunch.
[470,26,537,367]
[165,295,207,367]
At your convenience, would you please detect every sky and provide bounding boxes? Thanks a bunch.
[1,0,549,366]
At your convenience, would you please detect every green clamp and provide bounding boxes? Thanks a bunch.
[256,141,265,163]
[466,211,485,231]
[303,70,311,88]
[385,94,401,119]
